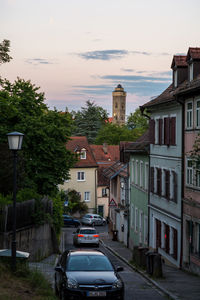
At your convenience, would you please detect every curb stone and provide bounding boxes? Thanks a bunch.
[100,239,180,300]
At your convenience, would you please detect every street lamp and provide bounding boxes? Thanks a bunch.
[7,131,24,271]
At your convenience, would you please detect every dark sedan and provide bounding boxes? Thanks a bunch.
[63,214,80,227]
[54,249,124,300]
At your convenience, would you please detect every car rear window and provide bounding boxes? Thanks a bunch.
[67,255,114,271]
[80,229,96,234]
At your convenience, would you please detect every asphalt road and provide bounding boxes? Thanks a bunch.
[61,226,168,300]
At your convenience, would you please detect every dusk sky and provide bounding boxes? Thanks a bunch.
[1,0,200,117]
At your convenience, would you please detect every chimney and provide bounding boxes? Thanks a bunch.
[103,143,108,154]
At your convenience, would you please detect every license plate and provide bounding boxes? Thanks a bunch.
[87,291,106,297]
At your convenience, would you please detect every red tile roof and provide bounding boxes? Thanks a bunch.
[66,136,98,168]
[90,144,119,165]
[171,55,187,68]
[103,161,128,180]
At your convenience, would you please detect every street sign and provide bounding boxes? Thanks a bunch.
[109,198,117,207]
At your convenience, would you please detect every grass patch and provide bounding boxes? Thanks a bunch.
[0,262,57,300]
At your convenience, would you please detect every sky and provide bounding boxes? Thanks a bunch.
[1,0,200,117]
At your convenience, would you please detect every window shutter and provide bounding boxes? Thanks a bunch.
[172,171,177,202]
[150,167,154,193]
[164,118,170,146]
[157,168,162,196]
[159,119,163,145]
[149,119,155,144]
[170,117,176,146]
[173,228,178,260]
[165,170,170,200]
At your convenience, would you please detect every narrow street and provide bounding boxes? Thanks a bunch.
[61,226,168,300]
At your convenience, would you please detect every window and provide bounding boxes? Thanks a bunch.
[186,158,193,185]
[140,161,143,187]
[135,160,138,185]
[196,162,200,188]
[171,171,177,202]
[77,171,85,181]
[144,216,148,244]
[135,207,138,232]
[165,169,170,200]
[196,100,200,128]
[155,118,159,144]
[132,160,135,183]
[150,167,154,193]
[189,63,193,81]
[80,148,86,159]
[84,191,90,202]
[102,188,107,197]
[157,168,162,196]
[174,70,178,87]
[145,163,149,190]
[186,102,193,129]
[139,211,143,244]
[131,204,134,228]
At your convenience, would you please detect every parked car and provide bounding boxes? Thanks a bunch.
[81,214,106,226]
[73,227,99,247]
[54,249,124,300]
[63,214,80,227]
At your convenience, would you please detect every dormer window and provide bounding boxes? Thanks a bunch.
[80,148,86,159]
[189,62,193,81]
[174,70,178,87]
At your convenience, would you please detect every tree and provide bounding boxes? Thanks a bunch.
[0,40,12,65]
[72,100,108,143]
[127,108,149,133]
[95,123,140,145]
[0,77,76,195]
[63,189,88,215]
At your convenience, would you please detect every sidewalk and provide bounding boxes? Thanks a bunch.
[100,233,200,300]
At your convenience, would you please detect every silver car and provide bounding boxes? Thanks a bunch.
[81,214,106,226]
[73,227,99,247]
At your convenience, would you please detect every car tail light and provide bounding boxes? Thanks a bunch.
[78,234,84,237]
[90,216,93,218]
[93,234,99,238]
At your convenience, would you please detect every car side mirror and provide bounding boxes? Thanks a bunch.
[116,266,123,272]
[55,266,63,273]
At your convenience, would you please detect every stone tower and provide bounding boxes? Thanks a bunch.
[112,84,126,125]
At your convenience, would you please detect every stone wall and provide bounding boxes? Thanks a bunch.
[0,223,58,261]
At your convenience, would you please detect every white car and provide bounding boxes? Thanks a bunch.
[81,214,106,226]
[73,227,99,247]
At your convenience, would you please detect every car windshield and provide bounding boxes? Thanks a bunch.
[67,255,114,271]
[80,229,96,234]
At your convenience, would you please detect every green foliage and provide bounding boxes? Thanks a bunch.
[72,100,108,143]
[0,39,12,64]
[0,77,76,195]
[0,193,12,206]
[16,188,40,202]
[127,108,149,132]
[95,123,140,145]
[64,189,88,215]
[51,192,64,235]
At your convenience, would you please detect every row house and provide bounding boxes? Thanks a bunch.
[140,47,200,274]
[173,48,200,274]
[60,137,119,218]
[103,161,129,246]
[120,131,150,250]
[141,67,183,268]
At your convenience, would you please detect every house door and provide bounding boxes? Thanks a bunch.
[98,205,104,217]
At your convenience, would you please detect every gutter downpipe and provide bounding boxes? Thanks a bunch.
[140,106,151,247]
[175,95,185,268]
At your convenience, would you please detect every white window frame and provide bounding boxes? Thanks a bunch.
[186,158,193,186]
[140,161,143,187]
[135,160,138,185]
[135,207,138,232]
[189,63,193,81]
[80,148,86,159]
[174,70,178,87]
[195,162,200,188]
[196,99,200,128]
[145,162,149,190]
[155,117,160,144]
[77,171,85,181]
[84,191,90,202]
[132,160,135,183]
[186,101,193,129]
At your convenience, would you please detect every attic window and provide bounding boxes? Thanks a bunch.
[80,148,86,159]
[174,70,178,87]
[189,63,193,81]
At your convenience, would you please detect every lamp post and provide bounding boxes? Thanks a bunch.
[7,131,24,271]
